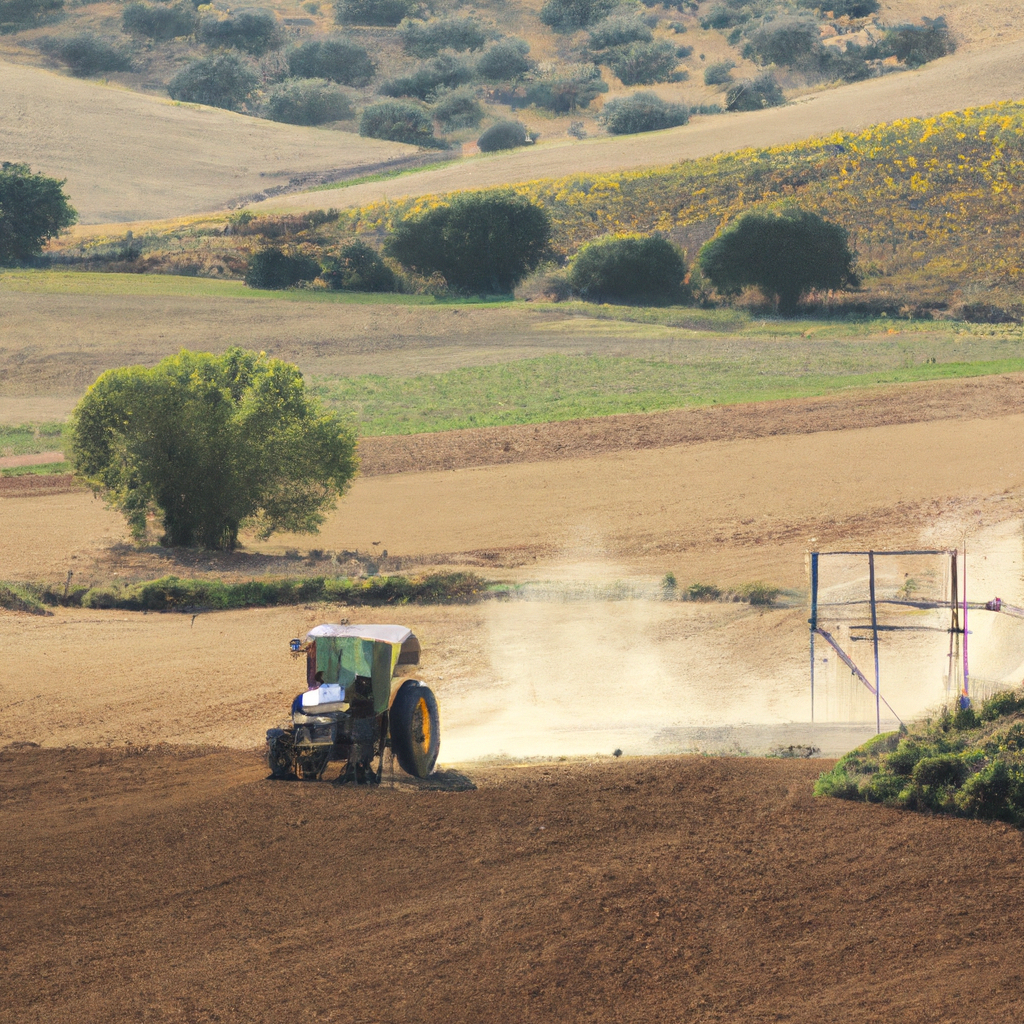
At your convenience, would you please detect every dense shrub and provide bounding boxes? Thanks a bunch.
[980,690,1024,722]
[321,240,396,291]
[877,17,955,67]
[798,0,877,14]
[587,14,651,50]
[600,91,688,134]
[287,37,374,86]
[607,39,680,85]
[567,234,687,303]
[198,9,279,55]
[432,86,483,132]
[540,0,616,32]
[725,72,784,111]
[379,50,473,100]
[526,63,607,112]
[703,59,734,86]
[359,100,443,146]
[262,78,353,125]
[38,32,132,76]
[699,208,858,313]
[399,16,486,58]
[744,16,820,67]
[245,247,321,289]
[168,53,258,110]
[477,119,529,152]
[121,1,195,41]
[0,162,77,265]
[475,37,533,82]
[385,191,550,293]
[700,3,744,30]
[335,0,412,27]
[0,0,63,34]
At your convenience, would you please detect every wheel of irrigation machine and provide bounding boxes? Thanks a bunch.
[295,746,331,781]
[390,680,440,779]
[266,730,294,779]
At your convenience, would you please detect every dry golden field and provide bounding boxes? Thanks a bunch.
[0,58,416,224]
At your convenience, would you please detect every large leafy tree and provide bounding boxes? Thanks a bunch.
[385,191,550,294]
[0,163,77,265]
[698,208,859,314]
[70,349,358,550]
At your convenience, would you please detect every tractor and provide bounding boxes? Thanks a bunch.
[266,624,440,783]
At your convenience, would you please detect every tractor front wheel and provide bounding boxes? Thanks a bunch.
[390,680,440,779]
[267,729,294,779]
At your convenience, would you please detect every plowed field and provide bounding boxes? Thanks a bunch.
[4,747,1024,1024]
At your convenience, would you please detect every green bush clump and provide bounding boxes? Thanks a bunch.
[320,240,396,292]
[287,37,375,86]
[379,51,474,100]
[245,247,322,289]
[0,582,50,615]
[262,79,354,125]
[587,14,651,50]
[1,0,63,35]
[686,582,721,601]
[432,86,483,132]
[122,2,195,41]
[816,688,1024,825]
[475,37,532,81]
[744,16,820,67]
[601,92,689,134]
[567,234,687,303]
[477,119,529,152]
[700,3,743,30]
[38,32,133,76]
[335,0,412,27]
[526,63,607,112]
[168,53,259,110]
[540,0,616,32]
[878,17,955,68]
[725,72,784,112]
[399,16,487,58]
[198,9,280,55]
[607,39,680,86]
[798,0,877,15]
[385,190,550,294]
[0,163,78,265]
[359,100,443,146]
[703,59,734,86]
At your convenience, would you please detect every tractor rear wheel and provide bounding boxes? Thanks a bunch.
[267,729,294,779]
[390,680,440,779]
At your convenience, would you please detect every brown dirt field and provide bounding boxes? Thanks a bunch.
[246,39,1024,220]
[0,58,415,224]
[0,450,65,468]
[4,747,1024,1024]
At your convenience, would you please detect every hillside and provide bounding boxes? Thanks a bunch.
[0,58,419,223]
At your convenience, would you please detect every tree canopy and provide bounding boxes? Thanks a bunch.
[0,162,77,264]
[568,233,687,303]
[70,349,358,550]
[384,191,550,294]
[698,208,859,313]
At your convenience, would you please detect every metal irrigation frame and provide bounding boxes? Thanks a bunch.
[808,549,967,733]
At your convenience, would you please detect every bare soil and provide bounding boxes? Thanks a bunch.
[4,746,1024,1024]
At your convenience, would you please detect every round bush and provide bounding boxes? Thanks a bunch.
[38,32,133,76]
[262,79,353,125]
[198,9,280,56]
[321,240,397,292]
[379,51,474,100]
[122,2,195,41]
[540,0,616,32]
[0,0,64,34]
[477,120,529,152]
[601,92,689,135]
[744,16,820,67]
[567,234,687,303]
[168,53,259,111]
[725,72,784,112]
[399,16,487,58]
[475,37,532,82]
[335,0,413,27]
[525,64,607,112]
[359,100,440,146]
[245,247,321,290]
[432,86,483,132]
[607,39,679,85]
[703,59,734,86]
[287,37,374,86]
[587,14,651,50]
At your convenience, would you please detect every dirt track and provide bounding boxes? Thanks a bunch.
[4,746,1024,1024]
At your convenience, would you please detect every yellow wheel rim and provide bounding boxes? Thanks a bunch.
[413,696,431,757]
